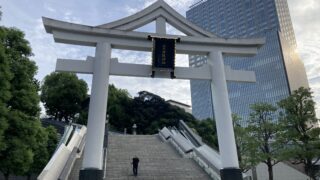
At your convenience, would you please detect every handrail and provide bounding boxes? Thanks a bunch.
[192,150,221,180]
[171,132,194,153]
[58,147,78,180]
[193,146,221,174]
[58,133,86,180]
[168,137,188,157]
[56,125,74,151]
[158,125,221,179]
[159,127,171,139]
[38,125,87,180]
[179,120,203,147]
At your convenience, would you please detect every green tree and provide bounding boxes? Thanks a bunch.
[0,27,42,180]
[107,84,133,131]
[105,87,198,135]
[26,124,48,180]
[278,87,320,179]
[0,27,12,152]
[188,118,218,149]
[77,97,90,125]
[130,91,196,134]
[26,125,58,179]
[245,103,282,180]
[46,126,59,157]
[41,72,88,122]
[233,114,254,172]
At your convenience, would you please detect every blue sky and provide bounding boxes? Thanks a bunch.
[1,0,320,117]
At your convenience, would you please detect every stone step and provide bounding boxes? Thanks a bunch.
[105,135,211,180]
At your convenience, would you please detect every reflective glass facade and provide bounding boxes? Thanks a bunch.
[187,0,308,124]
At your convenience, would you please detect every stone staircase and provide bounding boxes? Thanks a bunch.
[105,135,211,180]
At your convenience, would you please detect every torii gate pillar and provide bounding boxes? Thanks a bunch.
[79,42,111,179]
[209,51,242,179]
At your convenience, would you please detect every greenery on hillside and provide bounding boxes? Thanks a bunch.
[107,87,198,134]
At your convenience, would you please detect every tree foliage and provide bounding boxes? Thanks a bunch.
[26,125,58,177]
[240,103,282,180]
[41,72,88,122]
[107,89,197,134]
[131,91,196,134]
[233,114,255,172]
[0,26,41,179]
[26,124,48,178]
[46,126,59,157]
[278,87,320,179]
[188,118,218,149]
[0,26,58,179]
[107,84,133,132]
[0,27,12,152]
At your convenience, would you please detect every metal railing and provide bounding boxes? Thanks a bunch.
[179,120,203,147]
[56,125,74,151]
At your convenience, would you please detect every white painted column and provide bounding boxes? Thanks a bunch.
[82,42,111,169]
[208,51,240,169]
[156,16,166,35]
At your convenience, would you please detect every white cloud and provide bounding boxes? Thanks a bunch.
[44,4,56,13]
[288,0,320,117]
[125,5,139,15]
[63,10,82,24]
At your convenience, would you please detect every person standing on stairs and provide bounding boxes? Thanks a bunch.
[132,156,140,176]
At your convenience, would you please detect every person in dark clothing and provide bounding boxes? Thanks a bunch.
[132,156,140,176]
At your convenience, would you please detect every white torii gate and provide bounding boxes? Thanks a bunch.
[43,1,264,179]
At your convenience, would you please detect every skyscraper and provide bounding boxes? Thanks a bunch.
[187,0,309,124]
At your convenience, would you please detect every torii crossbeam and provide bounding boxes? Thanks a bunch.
[43,1,264,180]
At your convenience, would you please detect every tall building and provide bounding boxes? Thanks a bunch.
[187,0,309,124]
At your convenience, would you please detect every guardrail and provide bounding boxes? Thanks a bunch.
[192,145,221,180]
[159,122,252,180]
[171,130,194,153]
[37,125,87,180]
[179,120,203,147]
[56,125,74,151]
[159,126,221,179]
[58,132,86,180]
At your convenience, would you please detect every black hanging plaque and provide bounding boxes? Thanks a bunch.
[152,37,176,70]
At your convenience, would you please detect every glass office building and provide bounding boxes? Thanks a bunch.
[187,0,309,124]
